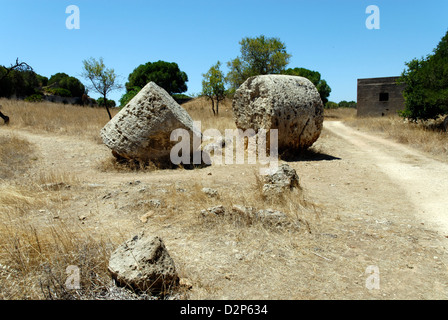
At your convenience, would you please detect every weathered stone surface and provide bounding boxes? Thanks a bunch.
[201,204,299,229]
[108,232,179,294]
[100,82,200,163]
[443,115,448,132]
[262,163,300,196]
[200,205,226,217]
[201,187,219,198]
[232,75,324,151]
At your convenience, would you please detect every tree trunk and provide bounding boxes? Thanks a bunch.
[104,94,112,120]
[216,98,219,116]
[210,98,215,116]
[0,111,9,125]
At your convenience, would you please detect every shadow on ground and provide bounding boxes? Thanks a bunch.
[280,148,341,162]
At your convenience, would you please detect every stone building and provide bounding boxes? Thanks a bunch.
[357,76,406,117]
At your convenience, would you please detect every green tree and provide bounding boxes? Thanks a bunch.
[81,57,122,120]
[0,69,40,98]
[399,30,448,120]
[59,76,85,97]
[97,97,116,108]
[324,101,339,109]
[226,35,291,91]
[338,100,357,108]
[202,61,226,116]
[119,86,141,107]
[283,67,332,104]
[48,73,70,86]
[125,60,188,96]
[48,73,85,97]
[0,59,39,98]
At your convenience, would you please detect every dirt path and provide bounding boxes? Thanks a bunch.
[324,121,448,235]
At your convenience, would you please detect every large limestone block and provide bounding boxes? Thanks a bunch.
[232,75,324,151]
[100,82,200,163]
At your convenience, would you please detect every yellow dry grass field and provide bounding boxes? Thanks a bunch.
[0,98,447,300]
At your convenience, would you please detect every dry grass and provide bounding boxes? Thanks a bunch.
[324,107,357,121]
[0,134,34,179]
[0,132,125,299]
[0,98,118,142]
[344,113,448,159]
[183,97,236,132]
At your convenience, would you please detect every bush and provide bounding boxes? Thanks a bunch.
[97,97,116,108]
[338,100,357,108]
[47,73,85,97]
[59,76,85,97]
[325,101,339,109]
[24,93,43,102]
[47,87,72,97]
[119,86,140,107]
[0,69,40,98]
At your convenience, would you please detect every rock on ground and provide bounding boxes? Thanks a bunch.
[262,163,300,197]
[201,204,299,229]
[108,231,179,294]
[201,187,219,198]
[100,82,201,163]
[232,75,324,151]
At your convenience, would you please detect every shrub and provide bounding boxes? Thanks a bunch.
[24,93,44,102]
[48,73,85,97]
[47,87,72,97]
[97,97,116,108]
[325,101,339,109]
[119,86,140,107]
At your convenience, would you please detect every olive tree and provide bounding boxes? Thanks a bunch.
[201,61,226,115]
[81,57,122,119]
[226,35,291,92]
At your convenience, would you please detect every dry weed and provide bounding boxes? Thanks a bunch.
[345,114,448,159]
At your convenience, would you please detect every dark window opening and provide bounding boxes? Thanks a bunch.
[379,92,389,102]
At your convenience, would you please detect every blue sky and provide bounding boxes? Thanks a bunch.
[1,0,447,104]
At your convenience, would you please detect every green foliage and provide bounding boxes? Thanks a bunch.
[47,87,72,97]
[202,61,227,115]
[24,93,43,102]
[399,30,448,120]
[119,86,140,107]
[97,97,116,108]
[0,68,40,98]
[48,73,85,97]
[81,57,122,119]
[324,101,339,109]
[172,93,192,100]
[125,60,188,95]
[226,35,291,90]
[283,67,332,104]
[36,74,48,87]
[338,100,357,108]
[48,73,70,86]
[325,100,357,109]
[59,76,85,97]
